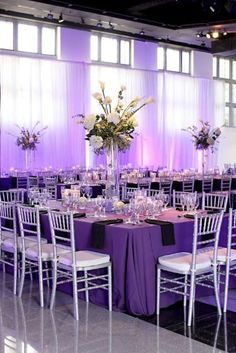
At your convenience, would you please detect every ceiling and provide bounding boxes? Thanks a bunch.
[1,0,236,54]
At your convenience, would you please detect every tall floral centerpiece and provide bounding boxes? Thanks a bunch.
[77,81,154,193]
[183,120,221,175]
[15,122,48,170]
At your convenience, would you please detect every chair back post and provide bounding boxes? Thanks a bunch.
[0,201,17,245]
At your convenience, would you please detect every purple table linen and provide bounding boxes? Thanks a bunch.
[40,211,229,316]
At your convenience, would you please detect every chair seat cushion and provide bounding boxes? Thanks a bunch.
[158,251,211,272]
[1,230,14,240]
[25,243,68,261]
[58,250,110,268]
[1,236,47,251]
[203,247,236,263]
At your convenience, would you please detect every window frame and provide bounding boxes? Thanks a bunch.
[0,17,57,58]
[91,33,131,66]
[213,56,236,127]
[157,45,191,74]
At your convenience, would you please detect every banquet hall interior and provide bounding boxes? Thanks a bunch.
[1,0,236,352]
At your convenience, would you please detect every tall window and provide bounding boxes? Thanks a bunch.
[0,18,56,56]
[157,45,191,74]
[91,34,131,66]
[213,56,236,127]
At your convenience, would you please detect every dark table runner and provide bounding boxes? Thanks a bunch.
[90,219,123,249]
[144,219,175,246]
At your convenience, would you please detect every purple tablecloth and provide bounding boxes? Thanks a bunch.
[40,209,229,316]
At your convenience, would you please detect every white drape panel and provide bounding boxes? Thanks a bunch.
[0,55,89,170]
[90,65,225,170]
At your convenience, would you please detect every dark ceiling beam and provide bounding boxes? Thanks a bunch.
[128,0,175,12]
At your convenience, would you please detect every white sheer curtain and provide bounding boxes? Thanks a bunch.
[90,65,225,170]
[0,55,89,171]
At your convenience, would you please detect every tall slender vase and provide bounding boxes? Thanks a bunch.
[106,140,119,197]
[25,149,33,171]
[201,149,208,176]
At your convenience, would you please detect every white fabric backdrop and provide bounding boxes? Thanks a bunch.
[0,54,225,171]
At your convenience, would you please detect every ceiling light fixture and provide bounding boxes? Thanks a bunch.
[96,20,103,28]
[109,21,114,30]
[58,13,64,23]
[139,29,145,35]
[46,11,53,20]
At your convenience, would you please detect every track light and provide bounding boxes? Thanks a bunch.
[211,30,219,39]
[58,13,64,23]
[96,20,103,28]
[46,11,53,20]
[196,29,228,40]
[139,29,145,35]
[109,21,114,30]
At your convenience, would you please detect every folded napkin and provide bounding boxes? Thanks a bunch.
[73,212,86,219]
[144,219,175,246]
[184,214,195,219]
[207,210,221,214]
[90,219,123,249]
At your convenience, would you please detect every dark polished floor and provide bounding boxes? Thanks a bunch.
[138,299,236,353]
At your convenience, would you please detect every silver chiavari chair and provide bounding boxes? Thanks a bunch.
[148,189,161,198]
[27,176,38,189]
[121,185,139,201]
[0,202,18,294]
[202,176,213,193]
[172,190,198,209]
[202,192,228,212]
[48,210,112,320]
[217,208,236,313]
[17,205,51,307]
[157,211,224,326]
[16,172,28,189]
[159,177,173,197]
[182,177,195,193]
[0,190,24,204]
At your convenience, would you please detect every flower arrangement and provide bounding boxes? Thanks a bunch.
[77,82,154,154]
[183,120,221,152]
[15,122,48,150]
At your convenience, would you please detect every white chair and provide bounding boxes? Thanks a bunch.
[148,189,161,198]
[201,176,213,193]
[172,190,198,209]
[16,172,28,189]
[156,211,224,326]
[159,177,173,196]
[48,210,112,320]
[202,192,228,212]
[27,176,38,189]
[217,208,236,312]
[0,190,24,204]
[182,177,195,193]
[121,185,138,201]
[0,202,18,294]
[17,205,51,307]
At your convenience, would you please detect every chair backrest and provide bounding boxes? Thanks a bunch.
[121,185,139,200]
[182,177,195,193]
[202,192,228,212]
[226,208,236,262]
[27,176,38,189]
[0,201,17,243]
[221,176,232,192]
[17,205,41,253]
[0,190,24,204]
[202,177,213,193]
[159,178,173,195]
[48,210,75,262]
[172,190,197,208]
[44,176,58,186]
[46,185,57,200]
[192,211,224,270]
[148,189,161,198]
[16,172,28,189]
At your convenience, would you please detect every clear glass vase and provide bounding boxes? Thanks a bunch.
[25,149,34,171]
[106,140,119,197]
[201,149,208,176]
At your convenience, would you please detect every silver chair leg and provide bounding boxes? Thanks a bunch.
[187,271,196,326]
[19,255,26,297]
[72,268,79,321]
[224,261,230,313]
[38,260,44,308]
[29,265,33,281]
[50,261,57,310]
[108,265,112,311]
[184,274,188,307]
[13,250,18,295]
[213,265,222,316]
[84,270,89,303]
[156,267,161,315]
[45,262,50,288]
